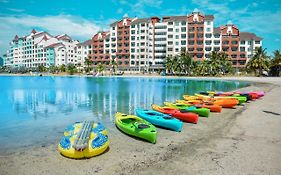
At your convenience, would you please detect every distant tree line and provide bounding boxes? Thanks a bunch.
[0,48,280,76]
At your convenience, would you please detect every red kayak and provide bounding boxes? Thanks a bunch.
[151,104,199,124]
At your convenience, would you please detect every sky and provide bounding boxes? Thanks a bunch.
[0,0,280,56]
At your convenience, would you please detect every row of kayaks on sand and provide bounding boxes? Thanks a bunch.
[58,90,264,159]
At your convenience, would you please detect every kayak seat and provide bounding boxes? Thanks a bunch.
[163,116,173,119]
[136,123,150,129]
[145,112,158,116]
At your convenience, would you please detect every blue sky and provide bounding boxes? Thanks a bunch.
[0,0,280,56]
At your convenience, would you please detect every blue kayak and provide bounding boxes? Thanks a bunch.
[136,109,183,132]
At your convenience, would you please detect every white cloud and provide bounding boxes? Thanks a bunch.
[0,14,102,55]
[6,8,25,13]
[114,0,163,17]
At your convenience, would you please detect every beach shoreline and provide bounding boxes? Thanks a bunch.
[0,77,281,175]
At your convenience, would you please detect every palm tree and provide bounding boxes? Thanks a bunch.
[48,65,59,74]
[165,56,174,74]
[59,64,66,72]
[219,52,233,74]
[109,58,118,75]
[37,65,47,72]
[67,64,77,75]
[194,60,209,76]
[246,47,269,76]
[96,63,105,75]
[269,50,281,76]
[179,50,194,75]
[84,57,92,73]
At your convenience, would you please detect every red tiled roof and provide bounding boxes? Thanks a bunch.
[240,32,262,41]
[45,42,64,49]
[31,29,36,34]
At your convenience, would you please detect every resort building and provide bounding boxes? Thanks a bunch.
[76,39,92,66]
[3,10,262,71]
[4,29,80,68]
[89,10,262,71]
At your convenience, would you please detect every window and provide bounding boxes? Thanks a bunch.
[168,48,173,51]
[168,22,173,25]
[214,47,220,51]
[205,34,212,38]
[181,34,186,38]
[175,35,179,39]
[175,22,179,26]
[231,41,238,45]
[175,29,179,32]
[240,40,245,44]
[205,40,212,45]
[231,47,238,51]
[207,21,211,25]
[240,47,245,51]
[168,28,173,32]
[168,35,173,39]
[205,47,212,51]
[168,41,173,45]
[175,42,179,46]
[222,40,229,45]
[214,40,220,45]
[255,41,260,44]
[181,40,186,45]
[214,34,220,38]
[188,34,194,38]
[112,27,115,30]
[248,41,252,45]
[197,41,203,45]
[181,27,186,32]
[188,41,194,45]
[131,30,135,34]
[181,21,186,25]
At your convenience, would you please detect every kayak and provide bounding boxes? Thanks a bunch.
[164,102,210,117]
[58,121,109,159]
[151,104,199,123]
[183,95,239,108]
[204,91,252,101]
[176,100,222,112]
[195,93,246,104]
[235,91,264,99]
[136,108,183,132]
[115,112,157,143]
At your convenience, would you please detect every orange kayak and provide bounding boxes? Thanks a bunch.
[183,95,239,108]
[151,104,199,124]
[176,100,222,112]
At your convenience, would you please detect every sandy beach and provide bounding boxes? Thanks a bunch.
[0,77,281,175]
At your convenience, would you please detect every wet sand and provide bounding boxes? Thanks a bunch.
[0,77,281,175]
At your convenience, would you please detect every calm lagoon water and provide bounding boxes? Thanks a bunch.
[0,76,250,153]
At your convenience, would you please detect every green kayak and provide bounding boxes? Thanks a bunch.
[164,102,210,117]
[115,112,157,143]
[195,93,247,104]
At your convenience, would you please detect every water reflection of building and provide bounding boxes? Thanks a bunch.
[8,77,248,122]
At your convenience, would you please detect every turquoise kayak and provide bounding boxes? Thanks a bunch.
[136,109,183,132]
